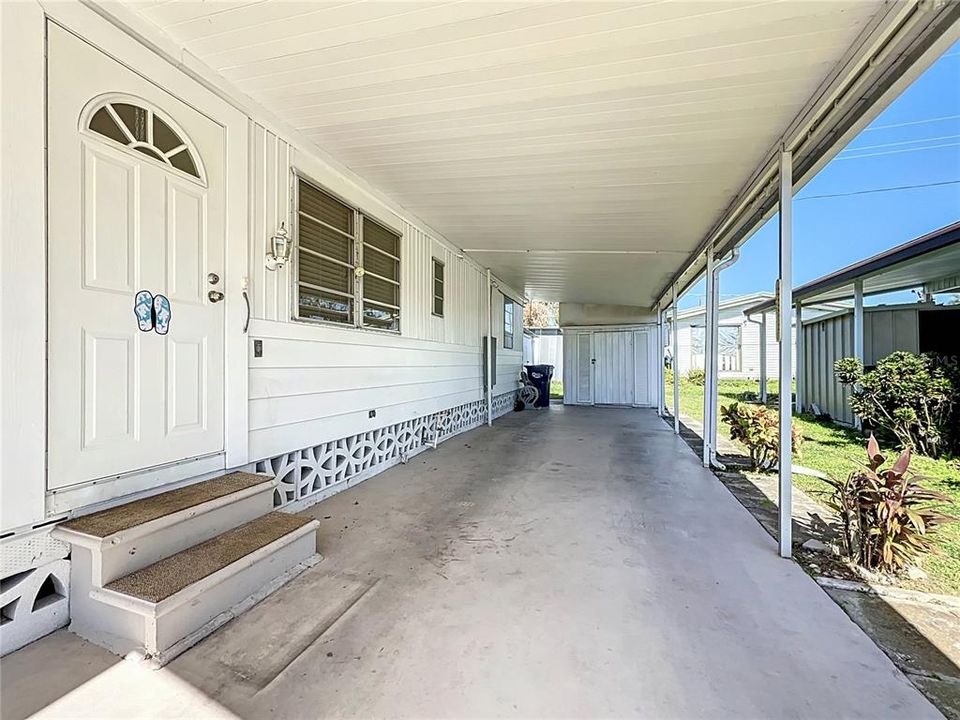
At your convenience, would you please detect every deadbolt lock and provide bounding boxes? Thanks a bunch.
[208,272,220,285]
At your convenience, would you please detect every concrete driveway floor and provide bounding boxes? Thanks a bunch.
[1,406,941,719]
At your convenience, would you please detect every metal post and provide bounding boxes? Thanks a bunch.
[795,302,804,414]
[702,246,715,468]
[672,283,680,435]
[759,312,768,404]
[656,304,664,417]
[777,147,793,559]
[853,279,864,430]
[486,269,493,427]
[709,263,721,464]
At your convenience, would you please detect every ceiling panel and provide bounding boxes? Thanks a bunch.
[138,0,886,306]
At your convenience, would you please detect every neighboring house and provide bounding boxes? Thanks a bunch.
[672,293,795,380]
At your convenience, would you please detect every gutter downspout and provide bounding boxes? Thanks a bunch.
[707,248,740,469]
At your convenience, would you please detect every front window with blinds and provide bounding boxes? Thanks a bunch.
[295,175,401,332]
[503,296,515,349]
[432,258,444,317]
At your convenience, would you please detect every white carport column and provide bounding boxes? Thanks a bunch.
[853,279,864,430]
[759,313,768,403]
[486,268,493,427]
[795,302,804,414]
[672,284,680,435]
[657,304,665,417]
[702,246,716,468]
[777,147,794,559]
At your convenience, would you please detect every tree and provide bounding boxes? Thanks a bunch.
[523,301,558,328]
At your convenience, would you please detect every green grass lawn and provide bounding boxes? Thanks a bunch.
[667,375,960,595]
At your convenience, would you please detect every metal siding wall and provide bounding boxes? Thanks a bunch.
[802,313,854,425]
[864,308,918,364]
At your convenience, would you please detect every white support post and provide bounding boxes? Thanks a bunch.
[709,264,721,464]
[657,304,664,417]
[759,313,768,404]
[672,283,680,435]
[486,269,493,427]
[795,302,804,415]
[853,279,864,430]
[702,247,716,468]
[777,147,794,559]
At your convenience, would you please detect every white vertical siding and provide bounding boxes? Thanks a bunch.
[246,121,519,464]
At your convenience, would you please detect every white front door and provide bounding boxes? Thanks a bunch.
[47,24,225,492]
[593,331,635,406]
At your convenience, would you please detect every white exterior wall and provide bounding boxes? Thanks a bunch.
[561,325,657,407]
[529,333,564,378]
[674,309,794,380]
[245,124,523,467]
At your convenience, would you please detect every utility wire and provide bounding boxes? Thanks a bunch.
[836,141,960,160]
[864,114,960,132]
[797,179,960,201]
[840,133,960,153]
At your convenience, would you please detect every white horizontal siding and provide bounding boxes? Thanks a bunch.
[247,123,521,463]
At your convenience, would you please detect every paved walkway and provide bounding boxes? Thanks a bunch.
[2,406,940,719]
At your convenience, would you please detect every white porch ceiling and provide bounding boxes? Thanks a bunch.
[134,0,891,306]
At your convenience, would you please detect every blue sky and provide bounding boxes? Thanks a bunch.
[680,40,960,309]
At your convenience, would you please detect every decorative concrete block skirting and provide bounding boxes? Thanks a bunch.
[0,531,71,655]
[257,391,518,511]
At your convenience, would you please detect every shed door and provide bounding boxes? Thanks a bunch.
[593,331,635,405]
[47,25,225,491]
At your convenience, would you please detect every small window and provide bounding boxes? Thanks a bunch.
[86,101,201,180]
[361,217,401,332]
[296,178,356,325]
[503,296,515,349]
[432,258,445,317]
[294,174,402,332]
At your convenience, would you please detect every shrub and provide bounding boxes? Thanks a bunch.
[822,434,955,573]
[686,367,706,386]
[834,351,959,457]
[720,401,803,471]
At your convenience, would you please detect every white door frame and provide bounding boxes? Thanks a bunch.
[33,2,249,517]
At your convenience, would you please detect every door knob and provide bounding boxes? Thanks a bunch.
[208,290,225,303]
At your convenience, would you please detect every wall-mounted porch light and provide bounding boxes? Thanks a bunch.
[265,223,291,271]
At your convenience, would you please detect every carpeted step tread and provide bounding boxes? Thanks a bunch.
[60,473,273,538]
[104,512,315,603]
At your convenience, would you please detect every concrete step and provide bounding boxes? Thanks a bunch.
[71,512,319,664]
[53,472,276,585]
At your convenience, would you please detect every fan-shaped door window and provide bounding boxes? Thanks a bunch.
[86,100,202,181]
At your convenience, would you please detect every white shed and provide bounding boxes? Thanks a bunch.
[559,304,658,407]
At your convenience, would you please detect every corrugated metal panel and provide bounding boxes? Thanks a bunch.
[864,307,918,364]
[802,312,854,425]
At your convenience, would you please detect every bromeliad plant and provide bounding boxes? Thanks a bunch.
[720,401,803,471]
[822,434,955,573]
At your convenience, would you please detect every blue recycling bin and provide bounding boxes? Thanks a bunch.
[524,364,554,408]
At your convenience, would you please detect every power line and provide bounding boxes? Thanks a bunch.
[797,179,960,201]
[840,133,960,153]
[864,114,960,132]
[836,141,960,160]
